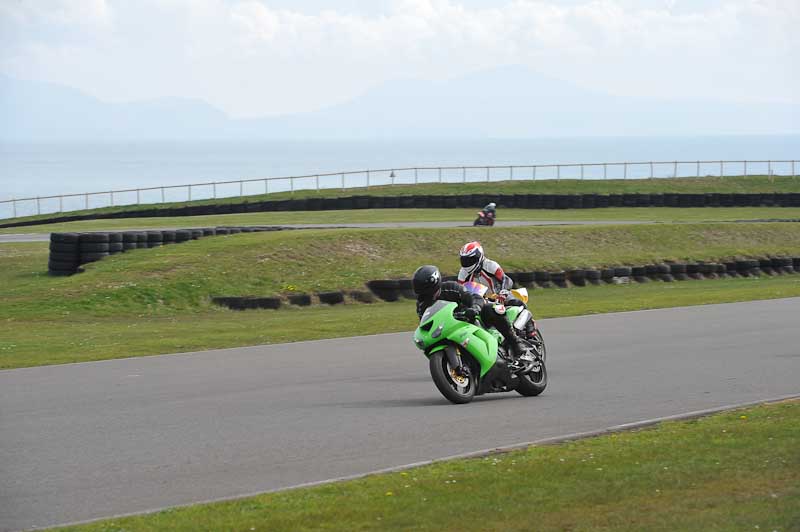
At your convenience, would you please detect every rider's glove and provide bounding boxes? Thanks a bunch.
[455,308,478,322]
[497,289,511,302]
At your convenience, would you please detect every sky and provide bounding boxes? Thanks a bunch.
[0,0,798,118]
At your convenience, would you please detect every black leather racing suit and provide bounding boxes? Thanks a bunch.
[416,281,518,346]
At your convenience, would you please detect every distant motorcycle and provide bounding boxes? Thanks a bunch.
[473,211,496,226]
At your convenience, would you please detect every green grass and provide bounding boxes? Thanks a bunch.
[3,222,800,368]
[2,206,800,234]
[4,175,798,226]
[51,399,800,532]
[3,274,800,369]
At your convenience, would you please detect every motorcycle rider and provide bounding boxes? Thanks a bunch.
[457,241,512,296]
[482,202,497,218]
[412,264,528,364]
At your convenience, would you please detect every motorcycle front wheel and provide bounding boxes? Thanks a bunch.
[429,350,476,404]
[515,359,547,397]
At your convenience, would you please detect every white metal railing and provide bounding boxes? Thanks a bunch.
[1,159,797,220]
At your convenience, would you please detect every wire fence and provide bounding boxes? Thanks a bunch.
[1,159,797,220]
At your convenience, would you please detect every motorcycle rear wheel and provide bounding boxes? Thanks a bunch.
[429,351,476,404]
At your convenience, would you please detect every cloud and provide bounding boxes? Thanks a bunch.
[0,0,797,117]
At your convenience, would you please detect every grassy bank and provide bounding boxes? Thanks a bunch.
[52,399,800,532]
[3,275,800,369]
[4,175,797,226]
[2,206,800,234]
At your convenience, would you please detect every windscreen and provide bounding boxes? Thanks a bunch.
[461,281,488,297]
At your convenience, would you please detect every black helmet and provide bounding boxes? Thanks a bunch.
[412,265,441,297]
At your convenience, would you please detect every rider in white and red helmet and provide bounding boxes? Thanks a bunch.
[457,241,513,296]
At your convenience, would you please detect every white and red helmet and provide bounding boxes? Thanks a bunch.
[459,241,484,275]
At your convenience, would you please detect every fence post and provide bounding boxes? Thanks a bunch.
[341,173,345,190]
[85,193,89,209]
[160,187,165,203]
[463,167,466,183]
[649,162,654,179]
[12,200,16,218]
[36,197,41,215]
[623,163,627,179]
[110,192,114,206]
[59,196,63,212]
[486,167,490,182]
[414,168,418,184]
[768,160,772,176]
[533,166,537,180]
[580,165,584,180]
[239,181,243,197]
[673,161,677,178]
[720,161,723,177]
[438,167,442,183]
[290,177,294,195]
[557,165,561,180]
[315,175,320,191]
[366,170,370,189]
[265,179,269,195]
[510,166,514,180]
[188,185,192,202]
[391,171,395,186]
[603,164,607,179]
[213,183,217,198]
[136,189,140,204]
[744,160,747,178]
[793,160,796,178]
[696,161,700,178]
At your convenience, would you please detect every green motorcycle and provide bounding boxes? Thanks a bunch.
[413,282,547,404]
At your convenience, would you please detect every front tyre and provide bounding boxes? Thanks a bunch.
[515,359,547,397]
[429,351,476,404]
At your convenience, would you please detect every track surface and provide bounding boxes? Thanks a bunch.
[0,220,649,243]
[2,298,799,530]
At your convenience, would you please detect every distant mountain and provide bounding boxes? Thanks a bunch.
[1,67,798,140]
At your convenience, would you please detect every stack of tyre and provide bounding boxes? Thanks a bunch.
[48,232,81,276]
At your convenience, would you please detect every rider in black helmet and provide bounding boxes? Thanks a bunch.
[412,265,527,362]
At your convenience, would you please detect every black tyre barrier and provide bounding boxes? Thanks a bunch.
[190,229,204,239]
[586,271,602,285]
[228,227,242,234]
[108,233,123,243]
[349,290,376,303]
[80,252,109,263]
[397,279,416,299]
[366,280,401,301]
[80,243,110,253]
[50,241,79,253]
[212,296,281,310]
[49,251,80,262]
[513,272,535,286]
[48,259,79,270]
[122,232,139,243]
[215,227,230,235]
[108,243,124,254]
[613,266,631,278]
[79,232,110,243]
[686,263,703,280]
[550,271,567,288]
[147,231,163,241]
[631,266,649,282]
[123,243,138,251]
[240,227,256,233]
[51,232,80,243]
[288,293,312,306]
[175,230,192,242]
[162,230,176,243]
[136,233,148,247]
[669,263,688,281]
[202,228,216,237]
[758,259,776,275]
[567,269,586,287]
[660,273,675,282]
[600,268,615,282]
[724,261,739,277]
[533,271,551,288]
[318,291,345,305]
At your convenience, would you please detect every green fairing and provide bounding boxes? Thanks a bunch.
[414,301,500,377]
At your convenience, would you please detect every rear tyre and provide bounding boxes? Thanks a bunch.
[515,359,547,397]
[429,350,475,404]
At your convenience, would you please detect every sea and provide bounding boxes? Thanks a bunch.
[1,135,799,219]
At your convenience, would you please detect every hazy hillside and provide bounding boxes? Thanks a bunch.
[1,67,798,140]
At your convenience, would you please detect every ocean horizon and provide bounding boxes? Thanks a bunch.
[1,135,799,218]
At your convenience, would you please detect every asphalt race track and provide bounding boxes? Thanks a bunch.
[1,298,799,530]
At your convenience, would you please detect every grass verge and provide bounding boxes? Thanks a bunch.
[2,206,800,234]
[4,175,798,226]
[3,274,800,369]
[51,399,800,532]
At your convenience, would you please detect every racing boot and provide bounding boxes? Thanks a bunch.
[504,334,532,372]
